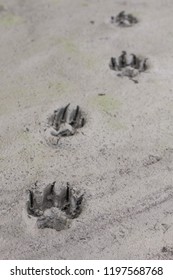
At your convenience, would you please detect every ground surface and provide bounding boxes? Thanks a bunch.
[1,0,173,259]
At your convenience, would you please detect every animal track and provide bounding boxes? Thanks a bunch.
[44,104,85,145]
[143,155,162,167]
[109,51,148,80]
[26,182,84,231]
[111,11,138,27]
[159,246,173,259]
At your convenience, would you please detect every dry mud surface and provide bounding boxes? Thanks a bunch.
[1,0,173,259]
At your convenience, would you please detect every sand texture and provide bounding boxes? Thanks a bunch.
[1,0,173,259]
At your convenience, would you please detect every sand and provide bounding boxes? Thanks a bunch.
[1,0,173,260]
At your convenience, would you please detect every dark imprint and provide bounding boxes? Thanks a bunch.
[109,51,148,80]
[47,104,85,140]
[111,11,138,27]
[159,246,173,259]
[26,182,84,231]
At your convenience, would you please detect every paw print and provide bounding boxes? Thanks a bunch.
[44,104,85,146]
[109,51,148,80]
[26,182,84,231]
[111,11,138,27]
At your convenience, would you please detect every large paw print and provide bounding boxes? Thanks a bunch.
[109,51,148,80]
[111,11,138,27]
[26,182,83,231]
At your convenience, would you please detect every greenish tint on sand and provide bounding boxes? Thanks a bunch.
[108,118,126,130]
[49,81,69,92]
[83,56,97,70]
[91,95,125,129]
[81,2,89,7]
[48,80,77,100]
[92,95,121,112]
[51,0,61,4]
[56,38,78,54]
[0,4,5,12]
[0,14,22,26]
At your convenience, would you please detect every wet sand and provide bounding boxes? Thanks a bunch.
[0,0,173,259]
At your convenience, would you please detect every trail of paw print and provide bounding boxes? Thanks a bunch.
[26,182,84,231]
[109,51,148,82]
[111,11,138,27]
[46,104,85,144]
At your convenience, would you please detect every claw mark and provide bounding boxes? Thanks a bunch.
[76,194,84,210]
[50,181,56,194]
[26,189,42,217]
[69,106,80,127]
[34,181,38,187]
[140,58,148,72]
[28,190,34,209]
[66,182,70,202]
[130,53,141,69]
[61,103,70,122]
[74,106,79,121]
[42,181,56,209]
[81,117,85,127]
[118,51,127,68]
[109,57,118,70]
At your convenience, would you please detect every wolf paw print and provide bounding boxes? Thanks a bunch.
[44,104,85,146]
[26,182,84,231]
[109,51,148,81]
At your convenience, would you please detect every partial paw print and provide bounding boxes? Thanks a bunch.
[143,155,162,167]
[26,182,84,231]
[159,246,173,259]
[111,11,138,27]
[109,51,148,82]
[148,246,173,260]
[44,104,85,146]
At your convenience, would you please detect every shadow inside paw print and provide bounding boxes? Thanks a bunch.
[46,104,85,143]
[111,11,138,27]
[109,51,148,80]
[26,182,84,231]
